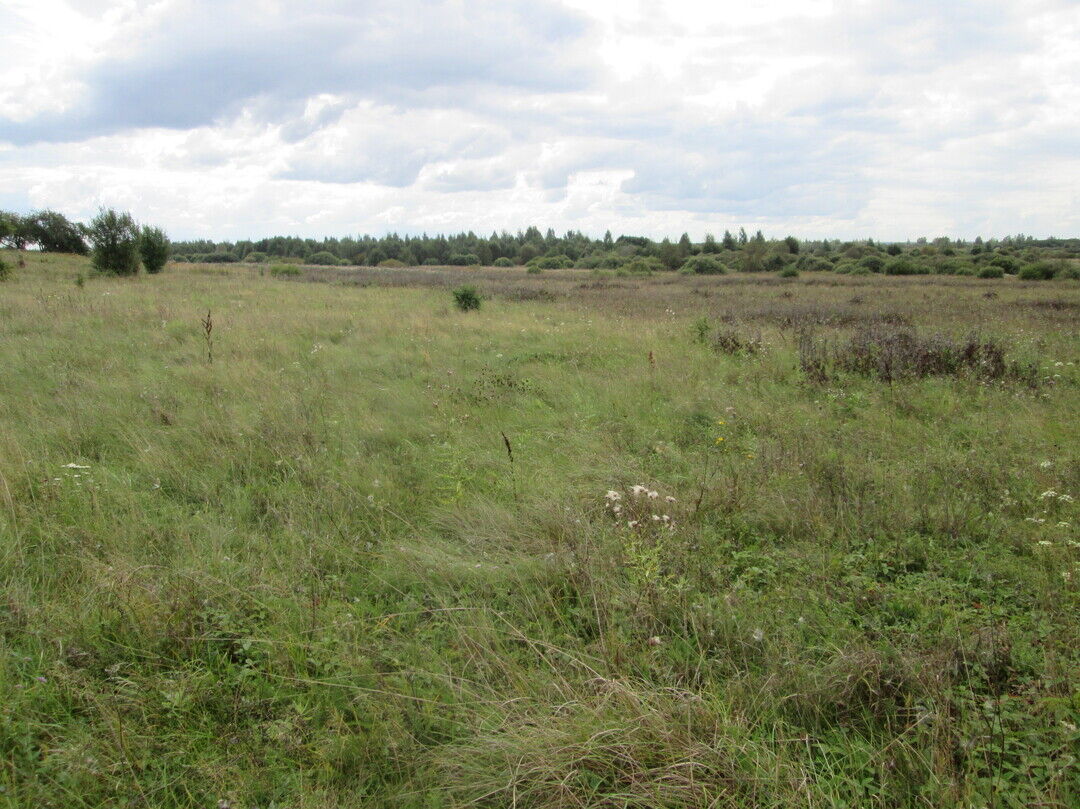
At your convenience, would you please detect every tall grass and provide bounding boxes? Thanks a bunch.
[0,250,1077,807]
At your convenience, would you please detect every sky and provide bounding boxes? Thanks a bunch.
[1,0,1078,242]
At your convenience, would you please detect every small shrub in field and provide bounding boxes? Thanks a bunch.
[243,251,268,263]
[858,255,885,273]
[885,256,929,275]
[799,256,834,272]
[452,285,481,311]
[138,226,170,274]
[1055,264,1080,280]
[978,266,1004,279]
[1018,262,1052,280]
[779,266,799,278]
[526,265,542,274]
[448,253,481,266]
[378,258,406,268]
[990,255,1020,274]
[711,324,764,355]
[88,207,140,275]
[269,264,301,277]
[886,243,903,255]
[680,254,726,274]
[528,254,572,270]
[493,257,514,267]
[307,251,339,265]
[834,262,855,274]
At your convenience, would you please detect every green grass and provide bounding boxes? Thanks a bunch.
[1,251,1078,807]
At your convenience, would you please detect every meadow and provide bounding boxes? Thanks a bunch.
[1,251,1077,808]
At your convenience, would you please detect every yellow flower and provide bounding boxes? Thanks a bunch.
[716,419,725,425]
[715,436,725,444]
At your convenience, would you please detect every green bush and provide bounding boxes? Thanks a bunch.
[778,266,799,278]
[858,255,885,273]
[378,258,406,268]
[26,210,88,254]
[527,255,573,270]
[269,264,302,277]
[886,243,903,256]
[493,257,514,267]
[452,285,481,311]
[1056,264,1080,280]
[307,251,340,265]
[977,266,1004,279]
[243,252,268,263]
[202,252,238,263]
[990,255,1020,274]
[0,257,9,281]
[87,208,140,275]
[1018,262,1056,280]
[885,256,929,275]
[138,226,170,274]
[680,255,726,275]
[799,256,834,272]
[448,254,481,266]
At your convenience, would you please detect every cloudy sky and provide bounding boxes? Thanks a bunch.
[1,0,1077,241]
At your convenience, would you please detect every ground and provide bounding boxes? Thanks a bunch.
[1,252,1078,808]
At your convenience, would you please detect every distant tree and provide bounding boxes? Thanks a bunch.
[27,210,88,254]
[886,244,903,256]
[722,229,737,250]
[752,229,766,243]
[740,240,767,272]
[738,227,749,245]
[783,235,799,255]
[702,233,719,254]
[138,225,170,273]
[87,208,140,275]
[677,232,693,259]
[603,230,614,248]
[0,211,32,249]
[308,251,340,265]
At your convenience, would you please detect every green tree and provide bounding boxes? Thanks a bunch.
[138,226,170,274]
[783,235,799,255]
[702,233,719,253]
[0,211,31,249]
[738,227,749,245]
[722,229,737,250]
[27,210,88,254]
[88,208,140,275]
[657,238,680,270]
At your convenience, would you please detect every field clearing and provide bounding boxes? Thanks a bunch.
[1,251,1078,807]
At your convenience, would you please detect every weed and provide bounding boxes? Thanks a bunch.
[452,284,481,311]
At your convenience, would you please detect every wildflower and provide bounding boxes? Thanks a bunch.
[1037,540,1053,546]
[716,419,725,425]
[1040,490,1058,499]
[647,490,659,499]
[715,436,725,444]
[1058,522,1071,529]
[1063,571,1073,582]
[1025,517,1046,524]
[752,628,764,643]
[605,490,622,502]
[63,463,90,470]
[630,485,648,497]
[647,636,662,647]
[1058,494,1074,503]
[664,495,676,503]
[651,514,660,521]
[1039,460,1053,468]
[628,520,639,528]
[613,505,622,514]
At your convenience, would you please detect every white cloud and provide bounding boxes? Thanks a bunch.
[0,0,1077,240]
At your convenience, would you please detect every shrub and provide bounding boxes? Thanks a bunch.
[834,262,855,275]
[378,258,406,268]
[422,257,441,266]
[0,257,9,281]
[452,285,481,311]
[858,255,885,273]
[527,254,572,270]
[202,252,238,263]
[680,255,726,275]
[990,255,1020,274]
[1018,262,1056,280]
[493,257,514,268]
[799,256,834,272]
[778,266,799,278]
[448,253,481,266]
[87,208,140,275]
[138,226,170,274]
[977,266,1004,279]
[526,265,542,274]
[243,251,268,263]
[886,244,903,256]
[764,253,787,271]
[1057,264,1080,280]
[885,256,929,275]
[308,251,340,265]
[270,264,302,277]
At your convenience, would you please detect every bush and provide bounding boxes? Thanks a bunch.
[308,251,340,265]
[977,266,1004,279]
[243,252,268,263]
[0,257,9,281]
[138,226,170,274]
[1018,262,1056,281]
[378,258,406,268]
[886,244,903,256]
[452,285,481,311]
[885,256,929,275]
[778,266,799,278]
[799,256,834,272]
[270,264,302,277]
[87,208,140,275]
[527,254,572,270]
[990,255,1020,274]
[1056,264,1080,280]
[526,265,542,274]
[680,255,726,275]
[448,254,481,266]
[493,257,514,268]
[201,252,238,263]
[858,255,885,273]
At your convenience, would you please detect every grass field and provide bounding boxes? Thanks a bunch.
[1,251,1078,808]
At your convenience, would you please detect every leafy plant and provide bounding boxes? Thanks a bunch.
[452,285,481,311]
[139,226,170,274]
[87,207,140,275]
